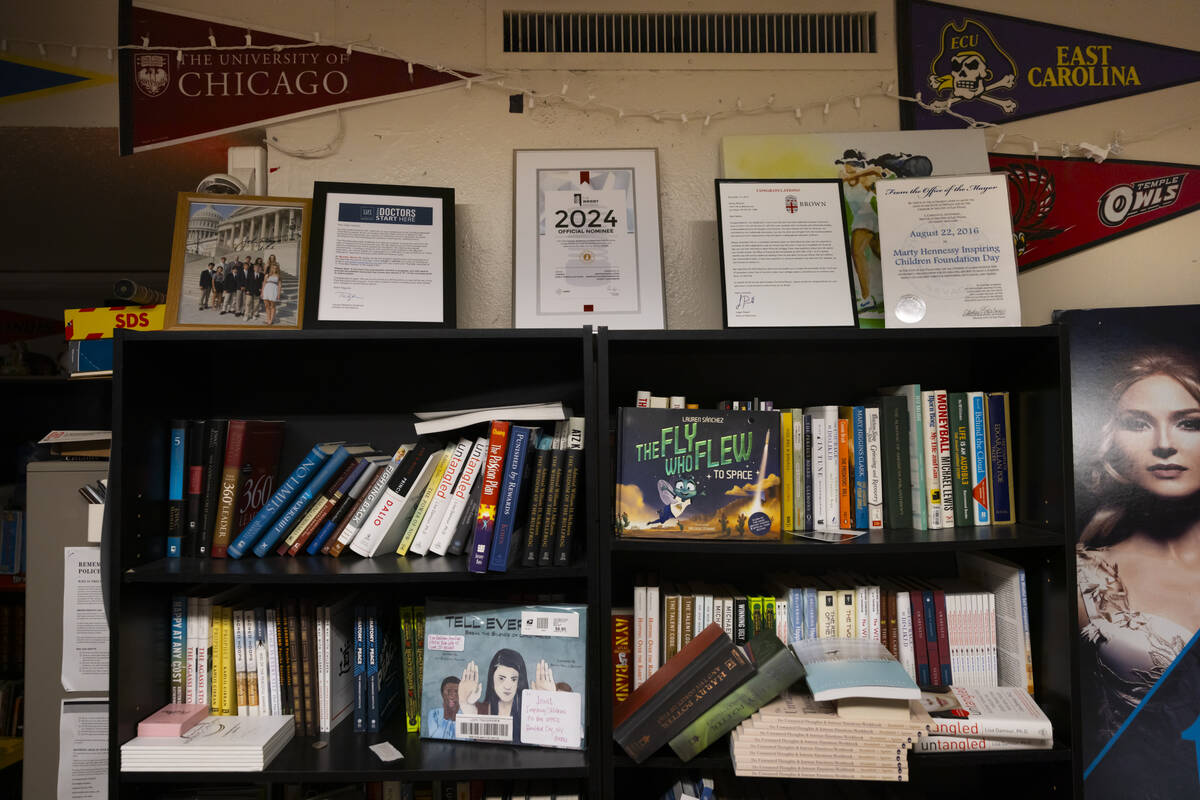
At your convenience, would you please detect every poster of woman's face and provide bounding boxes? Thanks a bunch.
[165,192,311,330]
[1066,305,1200,799]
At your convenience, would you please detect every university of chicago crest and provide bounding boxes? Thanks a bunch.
[134,53,170,97]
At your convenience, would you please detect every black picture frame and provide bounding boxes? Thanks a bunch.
[303,181,456,329]
[714,178,860,329]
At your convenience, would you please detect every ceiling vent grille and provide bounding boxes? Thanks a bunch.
[501,12,877,55]
[485,3,893,71]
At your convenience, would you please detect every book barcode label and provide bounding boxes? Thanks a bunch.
[456,713,514,742]
[521,611,580,638]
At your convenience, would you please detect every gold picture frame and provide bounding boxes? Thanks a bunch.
[165,192,312,330]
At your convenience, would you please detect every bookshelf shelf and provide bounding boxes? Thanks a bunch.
[123,555,589,584]
[611,523,1063,556]
[611,743,1073,771]
[122,728,589,783]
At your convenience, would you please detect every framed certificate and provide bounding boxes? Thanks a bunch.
[715,179,859,328]
[513,148,666,329]
[303,181,455,329]
[875,173,1021,327]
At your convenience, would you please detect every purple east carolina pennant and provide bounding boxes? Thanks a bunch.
[900,0,1200,129]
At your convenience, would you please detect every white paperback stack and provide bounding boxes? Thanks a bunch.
[120,715,295,771]
[730,690,934,782]
[915,685,1054,753]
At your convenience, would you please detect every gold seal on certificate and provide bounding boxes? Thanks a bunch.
[514,149,665,329]
[876,173,1021,328]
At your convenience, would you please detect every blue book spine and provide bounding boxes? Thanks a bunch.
[853,406,867,529]
[353,606,366,732]
[227,444,333,558]
[987,392,1015,523]
[971,394,990,524]
[922,591,938,685]
[305,459,370,555]
[249,445,351,557]
[366,609,379,732]
[170,594,187,703]
[803,588,818,640]
[487,426,534,573]
[788,588,804,643]
[167,422,186,557]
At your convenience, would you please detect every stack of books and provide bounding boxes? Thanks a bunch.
[730,690,933,782]
[120,714,295,771]
[915,685,1054,753]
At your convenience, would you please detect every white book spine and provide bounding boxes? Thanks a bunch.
[967,391,990,525]
[809,416,827,529]
[775,599,788,643]
[319,606,329,732]
[869,586,881,643]
[198,598,212,707]
[409,438,473,555]
[350,453,439,557]
[856,586,870,639]
[633,583,647,690]
[646,584,661,679]
[336,459,403,552]
[254,643,270,717]
[185,596,199,704]
[935,389,955,528]
[429,437,488,555]
[635,390,651,407]
[896,592,916,683]
[825,412,840,533]
[921,391,943,529]
[865,406,883,529]
[266,609,282,716]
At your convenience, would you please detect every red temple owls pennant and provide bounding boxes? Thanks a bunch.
[120,4,475,154]
[989,154,1200,271]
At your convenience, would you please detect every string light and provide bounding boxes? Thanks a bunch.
[1,29,1186,161]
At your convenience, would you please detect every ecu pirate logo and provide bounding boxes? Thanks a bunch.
[926,18,1017,116]
[134,53,170,97]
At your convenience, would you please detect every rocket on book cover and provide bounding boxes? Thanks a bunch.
[421,599,587,750]
[615,408,781,540]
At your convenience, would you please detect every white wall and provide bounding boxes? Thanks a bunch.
[5,0,1199,327]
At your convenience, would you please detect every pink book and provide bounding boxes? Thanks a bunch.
[137,703,210,737]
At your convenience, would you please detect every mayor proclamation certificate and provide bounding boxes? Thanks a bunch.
[876,173,1021,327]
[716,179,857,327]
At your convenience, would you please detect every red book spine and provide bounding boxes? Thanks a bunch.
[210,421,247,558]
[908,590,930,686]
[934,589,952,686]
[612,611,633,715]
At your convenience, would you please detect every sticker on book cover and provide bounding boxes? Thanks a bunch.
[455,713,514,742]
[426,633,466,652]
[521,611,580,638]
[520,689,582,749]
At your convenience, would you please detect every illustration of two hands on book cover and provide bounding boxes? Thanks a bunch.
[421,599,587,750]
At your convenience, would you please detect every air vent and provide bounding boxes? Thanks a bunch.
[486,2,893,71]
[502,12,876,55]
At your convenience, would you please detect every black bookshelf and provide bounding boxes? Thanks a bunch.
[106,328,603,799]
[597,326,1078,799]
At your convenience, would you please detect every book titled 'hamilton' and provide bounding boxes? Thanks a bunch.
[614,408,781,540]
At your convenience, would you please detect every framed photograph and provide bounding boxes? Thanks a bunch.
[513,148,665,330]
[304,181,456,329]
[715,179,859,328]
[165,192,311,331]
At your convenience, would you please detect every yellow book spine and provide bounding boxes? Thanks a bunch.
[280,498,326,551]
[413,605,425,733]
[210,604,223,715]
[400,607,419,732]
[395,448,452,555]
[780,412,794,532]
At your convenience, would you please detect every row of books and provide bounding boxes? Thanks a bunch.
[624,551,1034,700]
[614,386,1015,539]
[167,594,589,752]
[144,780,582,800]
[167,415,585,572]
[0,510,24,575]
[0,603,23,675]
[169,589,405,736]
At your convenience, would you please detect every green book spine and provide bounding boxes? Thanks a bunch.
[667,632,805,762]
[948,393,972,528]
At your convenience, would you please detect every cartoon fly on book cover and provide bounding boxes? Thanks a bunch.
[615,408,781,540]
[421,599,587,750]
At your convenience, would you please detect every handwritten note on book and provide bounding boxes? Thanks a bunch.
[520,689,582,749]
